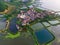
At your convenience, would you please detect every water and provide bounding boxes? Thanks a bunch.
[0,0,60,45]
[31,23,44,31]
[42,22,50,27]
[48,20,60,25]
[47,25,60,45]
[34,0,60,12]
[9,18,18,34]
[0,36,35,45]
[0,15,6,30]
[31,23,54,44]
[0,22,6,30]
[35,29,54,44]
[0,17,35,45]
[48,25,60,39]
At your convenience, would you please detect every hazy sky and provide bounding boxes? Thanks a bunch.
[40,0,60,11]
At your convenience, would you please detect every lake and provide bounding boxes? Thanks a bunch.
[34,0,60,12]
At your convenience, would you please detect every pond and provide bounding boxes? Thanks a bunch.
[0,15,6,30]
[31,23,44,31]
[42,22,50,27]
[31,23,54,44]
[9,18,18,34]
[35,29,54,44]
[0,22,6,30]
[48,25,60,39]
[47,25,60,45]
[48,20,60,25]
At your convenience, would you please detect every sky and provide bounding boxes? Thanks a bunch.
[40,0,60,11]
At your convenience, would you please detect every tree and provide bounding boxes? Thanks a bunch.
[0,1,8,12]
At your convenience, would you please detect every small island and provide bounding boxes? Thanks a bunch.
[0,0,60,45]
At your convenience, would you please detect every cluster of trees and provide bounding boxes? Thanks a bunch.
[0,1,8,12]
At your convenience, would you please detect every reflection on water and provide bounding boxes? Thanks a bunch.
[0,31,35,45]
[9,18,18,34]
[31,23,44,31]
[34,0,60,11]
[0,0,60,45]
[47,25,60,45]
[31,23,54,44]
[48,20,60,25]
[48,25,60,39]
[35,29,54,44]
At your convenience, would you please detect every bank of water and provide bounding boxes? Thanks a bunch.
[31,23,54,45]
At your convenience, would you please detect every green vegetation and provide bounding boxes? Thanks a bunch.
[34,8,43,12]
[5,32,20,39]
[0,1,8,12]
[26,25,38,45]
[0,0,56,45]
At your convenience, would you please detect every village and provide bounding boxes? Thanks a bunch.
[0,0,60,45]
